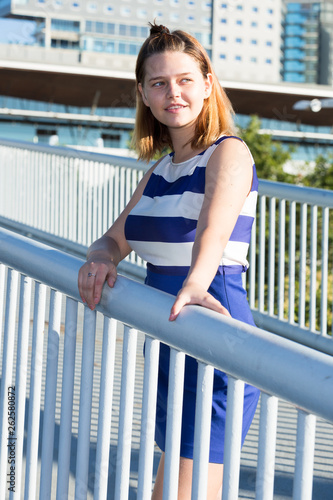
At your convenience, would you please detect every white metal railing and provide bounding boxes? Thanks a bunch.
[0,228,333,500]
[0,138,333,353]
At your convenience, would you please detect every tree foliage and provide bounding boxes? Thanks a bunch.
[238,115,295,183]
[302,154,333,190]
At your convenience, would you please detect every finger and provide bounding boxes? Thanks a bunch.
[169,294,189,321]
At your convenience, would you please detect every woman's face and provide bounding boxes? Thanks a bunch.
[138,50,212,135]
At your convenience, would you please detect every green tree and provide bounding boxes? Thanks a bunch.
[238,115,296,183]
[302,154,333,190]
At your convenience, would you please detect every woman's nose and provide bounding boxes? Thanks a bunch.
[167,82,180,98]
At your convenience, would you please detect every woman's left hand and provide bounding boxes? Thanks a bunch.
[169,283,231,321]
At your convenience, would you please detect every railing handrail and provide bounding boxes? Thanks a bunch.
[2,136,333,207]
[0,137,152,171]
[1,226,333,424]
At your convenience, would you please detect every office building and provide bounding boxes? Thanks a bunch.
[211,0,283,83]
[282,0,333,85]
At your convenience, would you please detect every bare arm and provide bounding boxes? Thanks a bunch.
[78,161,158,309]
[169,138,253,320]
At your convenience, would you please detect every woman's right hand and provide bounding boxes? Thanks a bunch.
[78,257,117,310]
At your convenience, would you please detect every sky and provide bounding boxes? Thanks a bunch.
[0,19,36,44]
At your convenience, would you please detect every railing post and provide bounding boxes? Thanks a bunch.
[222,377,244,500]
[24,282,47,500]
[40,290,63,500]
[57,297,78,500]
[292,411,316,500]
[0,269,19,499]
[255,393,278,500]
[163,349,186,500]
[137,336,160,500]
[75,307,97,500]
[191,362,214,500]
[114,326,138,500]
[94,317,117,500]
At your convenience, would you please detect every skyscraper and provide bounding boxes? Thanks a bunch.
[211,0,283,83]
[281,0,333,85]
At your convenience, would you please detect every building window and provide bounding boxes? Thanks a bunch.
[170,12,179,21]
[236,37,242,43]
[266,41,272,47]
[87,2,97,12]
[220,54,226,59]
[251,39,257,45]
[221,18,227,23]
[236,20,243,26]
[187,16,195,22]
[220,35,226,41]
[72,1,80,8]
[267,8,273,14]
[221,3,227,7]
[121,7,131,16]
[236,5,243,10]
[266,59,272,64]
[267,24,273,29]
[104,5,113,14]
[251,22,258,27]
[235,55,242,61]
[250,57,257,63]
[252,6,258,12]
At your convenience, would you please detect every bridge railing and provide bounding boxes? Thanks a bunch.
[0,227,332,500]
[0,138,332,353]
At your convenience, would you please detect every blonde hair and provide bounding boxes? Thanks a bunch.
[132,22,236,162]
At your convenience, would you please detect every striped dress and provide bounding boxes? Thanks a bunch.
[125,136,260,463]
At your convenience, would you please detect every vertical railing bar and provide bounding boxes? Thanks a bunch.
[103,164,109,234]
[39,290,63,500]
[108,165,115,228]
[191,362,214,500]
[97,163,104,239]
[77,159,84,244]
[278,199,286,320]
[289,201,296,324]
[56,297,78,500]
[221,377,245,500]
[292,411,316,500]
[81,160,88,246]
[320,207,328,336]
[0,269,19,500]
[268,197,276,316]
[24,282,47,500]
[114,326,138,500]
[92,162,98,243]
[114,167,120,221]
[258,195,266,313]
[248,217,256,310]
[137,336,160,500]
[0,264,6,347]
[9,275,32,500]
[93,317,118,500]
[255,393,278,500]
[75,306,97,500]
[299,204,307,328]
[163,349,186,500]
[309,205,318,333]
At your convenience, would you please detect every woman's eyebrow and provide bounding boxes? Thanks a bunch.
[148,72,194,82]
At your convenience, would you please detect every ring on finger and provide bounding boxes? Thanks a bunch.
[88,272,96,278]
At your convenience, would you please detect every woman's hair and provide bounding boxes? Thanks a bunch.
[132,22,236,162]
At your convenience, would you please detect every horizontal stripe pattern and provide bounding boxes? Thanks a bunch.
[125,136,257,274]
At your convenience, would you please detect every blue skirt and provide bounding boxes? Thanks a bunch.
[145,267,260,464]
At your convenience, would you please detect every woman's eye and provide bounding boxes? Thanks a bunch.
[153,81,164,87]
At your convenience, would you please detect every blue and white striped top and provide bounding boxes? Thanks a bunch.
[125,136,258,276]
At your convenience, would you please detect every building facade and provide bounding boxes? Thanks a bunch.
[211,0,283,83]
[281,0,333,85]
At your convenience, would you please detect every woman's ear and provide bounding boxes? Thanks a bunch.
[204,73,213,99]
[138,83,149,107]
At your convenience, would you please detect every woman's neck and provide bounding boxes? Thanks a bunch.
[169,126,204,164]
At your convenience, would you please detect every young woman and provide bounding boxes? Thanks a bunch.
[78,22,260,500]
